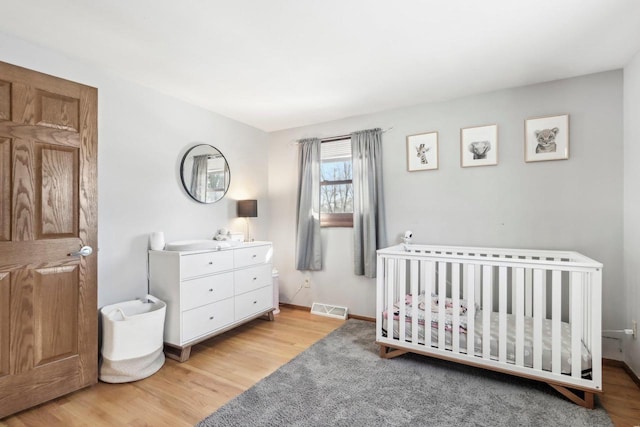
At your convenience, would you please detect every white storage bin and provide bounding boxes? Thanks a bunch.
[99,295,166,383]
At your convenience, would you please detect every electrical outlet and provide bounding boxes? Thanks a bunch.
[304,278,311,288]
[633,320,638,340]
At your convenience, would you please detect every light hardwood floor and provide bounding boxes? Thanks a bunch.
[2,307,639,426]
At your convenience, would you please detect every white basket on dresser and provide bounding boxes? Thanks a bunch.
[149,241,275,362]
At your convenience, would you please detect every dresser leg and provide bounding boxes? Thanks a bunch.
[261,310,275,321]
[164,344,192,362]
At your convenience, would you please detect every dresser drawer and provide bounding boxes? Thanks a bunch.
[234,264,272,295]
[182,298,234,343]
[234,285,273,321]
[234,245,272,269]
[180,250,234,279]
[181,271,234,310]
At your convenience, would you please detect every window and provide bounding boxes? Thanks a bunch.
[206,156,228,201]
[320,138,353,227]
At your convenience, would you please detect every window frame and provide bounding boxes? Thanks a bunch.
[320,138,354,228]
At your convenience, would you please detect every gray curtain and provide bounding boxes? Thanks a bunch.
[295,138,322,270]
[352,128,387,278]
[190,154,209,201]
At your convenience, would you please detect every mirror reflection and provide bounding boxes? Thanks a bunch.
[180,144,230,203]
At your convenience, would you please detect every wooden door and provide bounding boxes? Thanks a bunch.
[0,61,97,418]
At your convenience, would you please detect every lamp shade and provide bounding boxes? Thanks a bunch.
[237,200,258,217]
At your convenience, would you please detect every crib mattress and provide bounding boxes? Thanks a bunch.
[382,311,592,375]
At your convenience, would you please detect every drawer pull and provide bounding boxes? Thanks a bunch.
[209,288,213,292]
[253,277,257,281]
[209,316,214,320]
[252,254,257,258]
[208,261,213,265]
[253,301,257,304]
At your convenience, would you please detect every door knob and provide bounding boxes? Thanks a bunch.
[69,246,93,257]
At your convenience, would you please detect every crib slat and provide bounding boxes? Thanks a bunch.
[551,270,562,375]
[376,256,385,342]
[583,276,590,350]
[570,272,583,378]
[466,264,476,357]
[430,261,437,299]
[410,259,419,345]
[387,258,396,340]
[541,266,547,319]
[482,265,492,360]
[515,267,525,367]
[499,266,507,363]
[452,263,461,353]
[475,264,482,309]
[424,260,434,347]
[398,260,407,343]
[462,263,467,300]
[525,266,533,317]
[533,269,543,370]
[438,262,447,349]
[591,269,603,391]
[420,260,429,348]
[511,267,517,323]
[568,279,572,322]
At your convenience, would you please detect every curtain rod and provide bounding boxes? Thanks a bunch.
[294,127,394,145]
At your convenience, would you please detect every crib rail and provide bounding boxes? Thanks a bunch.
[376,244,602,393]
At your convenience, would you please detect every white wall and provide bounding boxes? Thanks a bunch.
[624,50,640,376]
[0,31,269,307]
[268,71,624,356]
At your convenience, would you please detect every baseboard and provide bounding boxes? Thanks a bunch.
[348,314,375,322]
[279,303,310,312]
[603,358,640,389]
[279,303,374,322]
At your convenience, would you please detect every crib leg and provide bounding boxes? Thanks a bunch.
[379,344,408,359]
[548,384,595,409]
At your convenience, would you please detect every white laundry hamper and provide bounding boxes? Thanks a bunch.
[99,295,166,383]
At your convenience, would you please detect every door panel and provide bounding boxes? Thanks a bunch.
[0,61,97,418]
[0,80,11,120]
[35,90,79,131]
[9,268,35,374]
[0,272,9,378]
[0,138,9,241]
[11,82,36,126]
[12,139,35,241]
[34,266,79,365]
[38,144,78,238]
[0,80,9,120]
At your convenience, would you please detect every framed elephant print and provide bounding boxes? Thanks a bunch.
[407,131,438,171]
[525,114,569,162]
[461,124,498,167]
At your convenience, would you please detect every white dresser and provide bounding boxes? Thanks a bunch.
[149,241,274,361]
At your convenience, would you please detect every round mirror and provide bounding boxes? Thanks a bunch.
[180,144,230,203]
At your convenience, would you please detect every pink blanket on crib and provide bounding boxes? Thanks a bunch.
[383,293,471,333]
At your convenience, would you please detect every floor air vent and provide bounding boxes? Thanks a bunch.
[310,302,348,320]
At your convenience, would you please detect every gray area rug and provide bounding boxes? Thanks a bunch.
[197,319,612,426]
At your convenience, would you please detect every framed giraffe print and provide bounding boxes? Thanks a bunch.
[407,131,438,171]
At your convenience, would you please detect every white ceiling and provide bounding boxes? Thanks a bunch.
[2,0,640,132]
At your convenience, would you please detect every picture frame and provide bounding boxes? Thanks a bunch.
[460,124,498,167]
[525,114,569,162]
[406,131,438,171]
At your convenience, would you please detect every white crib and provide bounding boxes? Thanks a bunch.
[376,244,602,408]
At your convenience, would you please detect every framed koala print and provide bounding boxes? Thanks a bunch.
[525,114,569,162]
[407,131,438,171]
